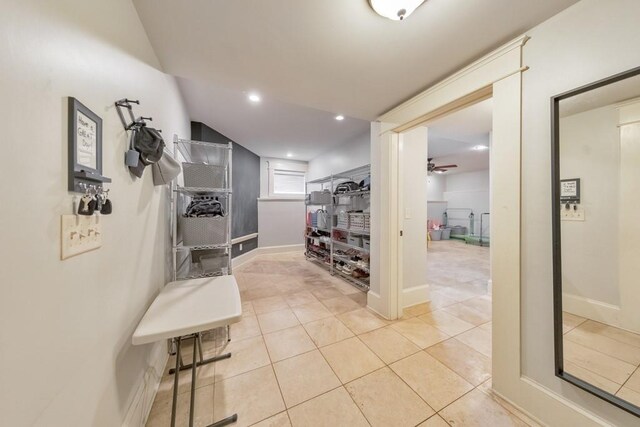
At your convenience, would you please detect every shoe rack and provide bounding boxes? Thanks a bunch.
[304,165,371,291]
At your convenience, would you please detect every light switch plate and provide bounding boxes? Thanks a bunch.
[61,214,103,259]
[560,207,585,221]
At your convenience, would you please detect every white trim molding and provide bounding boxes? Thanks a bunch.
[373,33,608,426]
[232,244,305,269]
[122,341,168,427]
[231,233,258,245]
[562,293,622,329]
[402,284,429,308]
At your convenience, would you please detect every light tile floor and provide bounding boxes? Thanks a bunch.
[563,312,640,406]
[147,243,538,427]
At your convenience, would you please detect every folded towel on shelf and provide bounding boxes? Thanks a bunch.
[184,199,226,217]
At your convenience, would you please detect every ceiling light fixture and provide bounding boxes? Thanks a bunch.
[472,145,489,151]
[248,93,261,103]
[335,115,345,121]
[434,170,445,174]
[369,0,426,21]
[286,153,293,158]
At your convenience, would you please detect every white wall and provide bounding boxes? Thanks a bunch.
[427,174,445,201]
[307,131,370,180]
[0,1,190,426]
[258,157,307,248]
[521,0,640,424]
[443,170,490,236]
[560,106,620,307]
[617,101,640,333]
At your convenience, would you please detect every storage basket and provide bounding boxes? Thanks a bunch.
[179,215,228,246]
[363,237,370,250]
[307,190,332,205]
[429,229,442,241]
[182,162,226,188]
[441,228,451,239]
[450,226,467,236]
[348,235,363,247]
[349,213,365,230]
[200,253,228,273]
[337,211,349,229]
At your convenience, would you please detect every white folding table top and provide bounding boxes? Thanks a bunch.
[132,276,242,345]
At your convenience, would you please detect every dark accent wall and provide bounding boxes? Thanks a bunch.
[191,122,260,258]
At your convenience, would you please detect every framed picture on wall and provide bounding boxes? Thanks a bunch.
[560,178,580,203]
[68,97,110,192]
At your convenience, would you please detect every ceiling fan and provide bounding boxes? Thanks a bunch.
[428,158,457,173]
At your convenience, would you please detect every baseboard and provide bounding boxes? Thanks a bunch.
[122,341,168,427]
[233,244,305,270]
[562,292,621,329]
[232,248,260,269]
[367,291,388,319]
[257,243,304,254]
[403,284,430,308]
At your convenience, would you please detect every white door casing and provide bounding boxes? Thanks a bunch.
[369,34,608,426]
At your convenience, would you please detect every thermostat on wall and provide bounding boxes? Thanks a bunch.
[560,178,580,204]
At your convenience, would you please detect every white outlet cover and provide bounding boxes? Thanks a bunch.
[61,214,103,259]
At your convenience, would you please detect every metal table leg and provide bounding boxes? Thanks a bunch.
[189,334,198,427]
[171,336,182,427]
[169,331,238,427]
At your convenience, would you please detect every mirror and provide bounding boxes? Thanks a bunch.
[552,66,640,416]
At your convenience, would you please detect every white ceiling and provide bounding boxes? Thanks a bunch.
[427,99,492,174]
[133,0,577,159]
[178,78,370,159]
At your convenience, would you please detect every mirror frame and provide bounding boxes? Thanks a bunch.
[551,65,640,417]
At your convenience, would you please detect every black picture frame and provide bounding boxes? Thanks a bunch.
[559,178,580,204]
[68,97,111,192]
[551,65,640,418]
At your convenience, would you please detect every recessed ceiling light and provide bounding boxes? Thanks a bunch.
[286,153,293,158]
[472,145,489,151]
[248,93,261,103]
[335,115,345,121]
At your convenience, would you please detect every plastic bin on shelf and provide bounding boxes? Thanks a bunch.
[179,215,228,246]
[182,163,226,188]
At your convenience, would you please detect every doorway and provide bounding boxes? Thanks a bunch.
[425,99,492,309]
[370,34,560,421]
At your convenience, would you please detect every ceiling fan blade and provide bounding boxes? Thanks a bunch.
[435,164,458,169]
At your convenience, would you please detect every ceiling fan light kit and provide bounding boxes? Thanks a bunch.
[368,0,426,21]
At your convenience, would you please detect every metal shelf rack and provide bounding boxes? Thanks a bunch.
[170,135,233,281]
[304,164,371,291]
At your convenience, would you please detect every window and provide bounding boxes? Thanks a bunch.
[272,169,305,195]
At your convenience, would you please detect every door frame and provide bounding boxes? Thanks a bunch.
[368,34,606,426]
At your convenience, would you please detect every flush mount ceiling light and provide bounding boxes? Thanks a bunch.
[472,145,489,151]
[286,152,293,158]
[248,93,261,103]
[335,115,345,121]
[369,0,426,21]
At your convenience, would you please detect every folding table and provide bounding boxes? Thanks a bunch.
[133,276,242,427]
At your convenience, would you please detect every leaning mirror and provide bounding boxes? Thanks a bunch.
[552,66,640,416]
